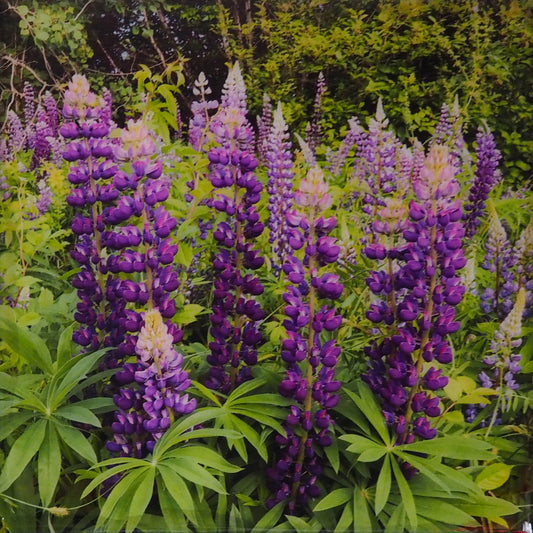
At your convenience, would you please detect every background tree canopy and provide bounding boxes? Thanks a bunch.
[1,0,532,184]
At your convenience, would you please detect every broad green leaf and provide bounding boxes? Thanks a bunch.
[56,323,76,368]
[97,467,149,533]
[457,495,519,519]
[353,486,374,532]
[228,413,268,461]
[399,436,495,461]
[334,502,353,533]
[251,501,285,533]
[38,422,61,506]
[391,455,417,530]
[285,515,316,532]
[0,418,46,493]
[125,468,156,533]
[226,378,266,402]
[0,411,33,441]
[314,487,352,512]
[158,485,191,532]
[0,317,53,373]
[475,463,513,491]
[345,386,390,444]
[158,465,197,525]
[55,405,102,427]
[375,454,392,514]
[174,445,241,473]
[393,451,451,495]
[229,504,245,533]
[356,446,387,463]
[384,502,406,533]
[415,497,477,527]
[230,393,292,407]
[165,457,225,493]
[55,422,97,464]
[174,304,205,325]
[339,434,379,453]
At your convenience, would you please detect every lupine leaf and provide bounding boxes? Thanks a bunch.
[391,455,417,530]
[164,456,225,493]
[158,464,197,525]
[125,467,156,533]
[0,418,46,493]
[229,504,245,533]
[333,502,353,533]
[399,436,495,461]
[55,422,97,464]
[56,322,76,368]
[375,454,392,514]
[0,317,53,373]
[158,484,191,532]
[0,411,33,441]
[174,445,241,473]
[353,486,374,532]
[314,487,352,511]
[55,405,102,427]
[475,463,513,491]
[251,501,285,533]
[37,422,61,507]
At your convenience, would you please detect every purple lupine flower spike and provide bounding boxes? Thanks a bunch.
[305,72,327,155]
[267,166,343,513]
[364,143,466,456]
[266,103,295,272]
[257,93,273,164]
[188,71,218,152]
[463,125,502,239]
[206,63,265,393]
[327,117,364,177]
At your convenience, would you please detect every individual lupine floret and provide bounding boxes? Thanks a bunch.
[463,125,502,239]
[266,166,343,514]
[266,103,295,272]
[108,309,196,456]
[205,63,266,393]
[480,201,517,318]
[363,144,466,452]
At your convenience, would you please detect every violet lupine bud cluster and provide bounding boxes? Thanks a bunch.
[514,219,533,317]
[463,126,502,239]
[353,99,403,240]
[266,103,295,272]
[7,111,25,155]
[468,288,526,426]
[188,72,218,152]
[257,93,273,164]
[205,63,266,393]
[480,201,517,318]
[108,309,196,457]
[363,144,466,451]
[267,166,343,513]
[326,117,364,177]
[23,82,36,149]
[0,173,10,201]
[305,72,327,155]
[60,75,118,352]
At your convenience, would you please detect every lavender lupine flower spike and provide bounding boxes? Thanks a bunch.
[364,144,466,456]
[266,103,295,272]
[257,93,272,164]
[480,201,517,318]
[514,218,533,317]
[189,71,218,152]
[327,117,364,177]
[305,72,326,155]
[267,166,343,513]
[205,63,266,393]
[469,288,526,427]
[463,125,502,239]
[61,75,117,352]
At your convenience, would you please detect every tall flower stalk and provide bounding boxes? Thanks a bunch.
[267,166,343,513]
[364,144,466,456]
[205,63,265,393]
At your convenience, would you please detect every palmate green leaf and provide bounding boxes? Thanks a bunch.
[225,377,265,401]
[356,446,387,462]
[383,502,406,533]
[339,434,380,453]
[229,504,245,533]
[38,422,61,507]
[375,453,392,514]
[0,317,53,373]
[314,487,352,512]
[56,322,76,368]
[227,412,268,461]
[0,418,46,493]
[398,436,495,461]
[55,405,102,427]
[55,421,97,464]
[324,429,340,473]
[229,393,293,407]
[230,407,287,435]
[456,493,520,519]
[0,372,44,405]
[157,464,197,526]
[393,451,452,495]
[390,453,417,530]
[125,467,156,533]
[218,413,249,462]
